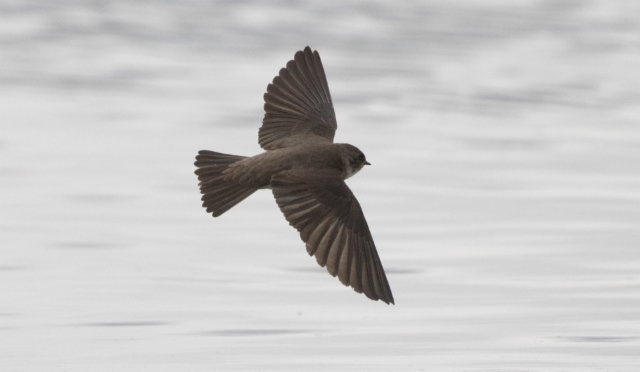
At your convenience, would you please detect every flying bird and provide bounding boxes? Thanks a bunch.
[194,47,394,304]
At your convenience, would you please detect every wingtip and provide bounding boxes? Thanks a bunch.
[387,297,395,306]
[377,295,394,305]
[301,46,317,58]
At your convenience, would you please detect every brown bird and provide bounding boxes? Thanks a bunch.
[194,47,394,304]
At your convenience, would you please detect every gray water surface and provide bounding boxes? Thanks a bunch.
[1,1,639,371]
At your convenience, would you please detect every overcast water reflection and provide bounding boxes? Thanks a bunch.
[1,1,639,371]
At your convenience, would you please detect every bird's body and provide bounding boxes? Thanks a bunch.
[215,143,364,189]
[195,47,394,304]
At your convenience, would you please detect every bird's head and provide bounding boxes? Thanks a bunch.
[340,144,370,179]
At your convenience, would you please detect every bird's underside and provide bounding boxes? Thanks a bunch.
[194,47,394,305]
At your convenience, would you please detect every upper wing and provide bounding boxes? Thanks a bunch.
[271,170,394,304]
[259,47,337,150]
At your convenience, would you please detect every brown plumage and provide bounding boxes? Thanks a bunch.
[195,47,394,305]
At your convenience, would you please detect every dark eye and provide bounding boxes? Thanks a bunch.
[358,154,364,161]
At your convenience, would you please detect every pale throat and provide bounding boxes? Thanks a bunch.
[344,164,363,180]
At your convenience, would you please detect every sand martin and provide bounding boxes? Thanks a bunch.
[195,47,394,304]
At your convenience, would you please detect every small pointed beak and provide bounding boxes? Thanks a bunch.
[365,161,371,165]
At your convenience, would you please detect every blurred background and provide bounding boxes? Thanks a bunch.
[1,0,639,371]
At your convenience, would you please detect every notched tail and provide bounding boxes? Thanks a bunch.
[194,150,258,217]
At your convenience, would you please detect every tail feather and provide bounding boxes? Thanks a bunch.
[195,150,258,217]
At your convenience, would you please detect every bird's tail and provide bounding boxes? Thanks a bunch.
[194,150,259,217]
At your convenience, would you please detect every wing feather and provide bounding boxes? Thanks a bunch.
[259,47,337,150]
[337,230,351,285]
[293,53,324,104]
[271,76,315,108]
[321,220,343,275]
[310,50,332,104]
[349,234,362,293]
[271,170,394,304]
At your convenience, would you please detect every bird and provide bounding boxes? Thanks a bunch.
[194,46,394,304]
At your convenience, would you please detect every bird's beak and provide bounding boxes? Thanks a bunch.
[365,161,371,166]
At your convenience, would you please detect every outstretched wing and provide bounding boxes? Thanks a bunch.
[259,47,337,150]
[271,170,394,304]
